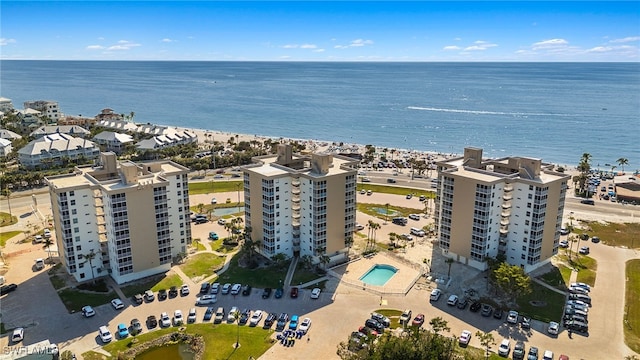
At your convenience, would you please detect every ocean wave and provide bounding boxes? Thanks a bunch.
[407,106,578,117]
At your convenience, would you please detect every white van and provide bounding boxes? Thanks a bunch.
[542,350,554,360]
[410,227,426,237]
[35,258,45,270]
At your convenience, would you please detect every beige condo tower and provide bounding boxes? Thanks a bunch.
[434,147,570,273]
[243,144,358,264]
[46,152,191,284]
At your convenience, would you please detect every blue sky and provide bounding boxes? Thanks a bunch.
[1,1,639,61]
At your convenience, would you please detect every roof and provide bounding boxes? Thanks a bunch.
[0,138,12,147]
[0,129,22,140]
[18,108,41,115]
[30,125,90,137]
[93,131,134,143]
[18,133,99,156]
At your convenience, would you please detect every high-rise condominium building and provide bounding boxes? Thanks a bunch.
[434,147,570,273]
[243,144,358,263]
[46,152,191,284]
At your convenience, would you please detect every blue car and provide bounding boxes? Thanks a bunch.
[274,288,284,299]
[204,307,214,321]
[117,323,129,338]
[289,315,299,330]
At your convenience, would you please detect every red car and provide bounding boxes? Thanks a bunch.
[290,287,299,298]
[412,313,425,327]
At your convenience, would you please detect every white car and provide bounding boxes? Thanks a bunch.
[507,310,519,324]
[187,308,197,323]
[459,330,472,345]
[249,310,263,326]
[43,229,52,238]
[228,306,239,322]
[571,282,591,292]
[498,339,511,356]
[11,328,24,343]
[310,288,321,299]
[408,214,421,221]
[82,306,96,317]
[98,326,112,343]
[430,288,442,301]
[180,284,190,296]
[174,310,184,325]
[548,321,559,335]
[355,223,365,231]
[111,298,124,310]
[559,240,569,248]
[211,197,217,204]
[299,317,312,333]
[569,285,589,295]
[230,283,242,295]
[196,294,217,305]
[160,312,171,327]
[447,294,459,306]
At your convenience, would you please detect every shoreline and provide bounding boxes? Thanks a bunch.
[170,125,581,174]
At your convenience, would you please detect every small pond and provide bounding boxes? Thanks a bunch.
[136,343,196,360]
[213,206,245,217]
[372,207,398,216]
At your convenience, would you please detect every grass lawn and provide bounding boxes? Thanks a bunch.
[538,265,571,291]
[58,288,116,313]
[375,309,403,329]
[0,230,22,246]
[121,274,184,298]
[188,181,243,195]
[101,323,274,360]
[516,282,565,323]
[79,351,107,360]
[192,241,206,252]
[624,259,640,354]
[290,262,324,286]
[562,253,598,287]
[179,253,226,280]
[356,183,436,198]
[356,203,425,221]
[0,212,18,227]
[191,201,245,215]
[579,221,640,249]
[209,238,238,253]
[218,256,287,288]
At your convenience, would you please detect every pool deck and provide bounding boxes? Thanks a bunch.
[328,252,423,296]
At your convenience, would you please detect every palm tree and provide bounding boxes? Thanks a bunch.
[388,232,397,248]
[43,238,55,259]
[617,157,629,173]
[319,254,331,269]
[445,258,454,279]
[80,250,97,283]
[233,309,241,348]
[384,203,390,223]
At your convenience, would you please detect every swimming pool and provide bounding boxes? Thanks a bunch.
[359,264,398,286]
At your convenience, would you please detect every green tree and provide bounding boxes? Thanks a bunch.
[492,262,532,302]
[80,250,98,284]
[475,331,495,360]
[429,316,450,335]
[43,237,55,259]
[617,157,629,173]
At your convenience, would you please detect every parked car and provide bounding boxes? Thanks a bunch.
[11,328,24,343]
[470,301,482,312]
[430,288,442,301]
[196,295,218,305]
[226,307,239,323]
[569,286,589,295]
[547,321,559,335]
[289,315,299,330]
[310,287,321,299]
[513,341,526,360]
[200,282,211,294]
[459,330,472,345]
[481,304,493,317]
[498,339,511,356]
[408,213,420,220]
[98,326,112,343]
[262,287,272,299]
[242,284,252,296]
[230,283,242,295]
[147,315,158,328]
[210,282,220,294]
[173,310,184,325]
[1,283,18,295]
[203,307,214,321]
[117,323,129,338]
[274,287,284,298]
[131,318,143,334]
[527,346,539,360]
[399,309,412,325]
[160,312,171,327]
[579,246,590,254]
[560,227,570,235]
[493,308,504,319]
[569,293,592,305]
[239,309,251,324]
[169,286,178,297]
[299,317,312,333]
[180,284,190,296]
[412,313,425,327]
[82,306,96,317]
[559,240,569,248]
[221,283,232,294]
[249,310,264,326]
[507,310,519,324]
[144,290,155,302]
[158,289,168,300]
[591,236,600,243]
[133,293,143,304]
[111,298,124,310]
[218,218,226,225]
[543,350,554,360]
[290,287,299,298]
[365,318,384,332]
[371,312,390,327]
[264,313,277,328]
[187,308,197,323]
[521,317,531,330]
[456,297,468,309]
[276,313,289,330]
[446,294,458,306]
[570,282,591,292]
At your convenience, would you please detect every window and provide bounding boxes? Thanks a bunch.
[73,218,78,224]
[76,245,82,251]
[71,209,77,215]
[69,191,75,196]
[79,262,84,268]
[74,227,79,233]
[527,202,532,208]
[70,200,76,206]
[80,273,85,279]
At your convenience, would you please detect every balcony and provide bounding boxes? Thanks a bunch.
[504,184,513,192]
[503,193,512,201]
[499,227,509,235]
[292,212,301,220]
[500,218,510,226]
[501,209,511,217]
[292,180,300,187]
[292,204,301,211]
[501,202,512,209]
[292,196,300,203]
[292,188,300,195]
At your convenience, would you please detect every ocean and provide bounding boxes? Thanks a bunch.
[1,61,638,169]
